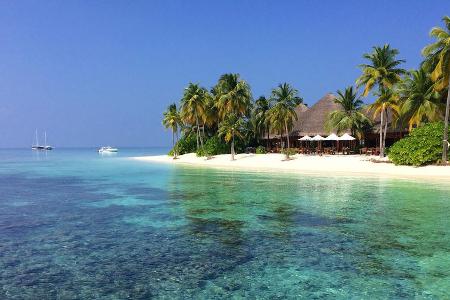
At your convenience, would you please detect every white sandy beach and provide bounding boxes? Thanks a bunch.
[134,153,450,180]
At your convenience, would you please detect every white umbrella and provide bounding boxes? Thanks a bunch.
[338,133,355,154]
[311,135,325,141]
[298,135,312,141]
[311,135,325,154]
[324,133,339,141]
[324,133,339,153]
[338,133,355,141]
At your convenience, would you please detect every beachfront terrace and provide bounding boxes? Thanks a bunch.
[262,93,408,153]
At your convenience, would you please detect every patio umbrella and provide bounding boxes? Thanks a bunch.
[324,133,339,153]
[338,133,356,154]
[324,133,339,140]
[298,135,312,150]
[311,135,324,141]
[338,133,355,141]
[311,135,324,151]
[298,135,312,141]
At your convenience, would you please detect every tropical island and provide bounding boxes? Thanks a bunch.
[138,16,450,178]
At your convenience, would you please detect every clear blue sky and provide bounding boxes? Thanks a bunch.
[0,0,448,147]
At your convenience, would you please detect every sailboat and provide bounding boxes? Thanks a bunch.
[32,129,44,150]
[43,131,53,150]
[32,130,53,150]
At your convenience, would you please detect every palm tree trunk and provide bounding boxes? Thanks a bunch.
[266,128,269,149]
[379,109,384,158]
[442,77,450,164]
[285,121,290,159]
[202,124,206,143]
[383,108,388,156]
[175,129,179,158]
[199,125,204,149]
[231,133,235,161]
[172,130,176,158]
[195,116,200,150]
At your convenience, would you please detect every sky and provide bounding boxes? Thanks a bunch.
[0,0,448,148]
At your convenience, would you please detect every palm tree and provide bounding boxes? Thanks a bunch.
[202,92,219,134]
[422,16,450,163]
[399,68,443,131]
[357,44,406,157]
[368,88,400,156]
[325,86,371,139]
[268,83,302,159]
[162,103,181,158]
[218,114,245,160]
[252,96,271,147]
[214,73,252,120]
[180,83,208,150]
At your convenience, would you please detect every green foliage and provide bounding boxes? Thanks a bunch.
[169,133,197,155]
[196,147,205,157]
[325,86,372,139]
[399,67,443,130]
[389,122,449,166]
[281,148,297,156]
[256,146,267,154]
[214,73,252,119]
[196,135,229,157]
[356,44,406,96]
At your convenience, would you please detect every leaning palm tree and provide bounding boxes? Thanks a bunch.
[399,68,443,131]
[325,86,371,139]
[214,73,252,120]
[218,114,245,160]
[180,83,208,150]
[162,103,181,158]
[252,96,271,146]
[422,16,450,163]
[368,88,401,155]
[268,83,302,159]
[357,44,406,157]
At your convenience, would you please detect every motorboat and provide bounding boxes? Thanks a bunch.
[98,146,118,153]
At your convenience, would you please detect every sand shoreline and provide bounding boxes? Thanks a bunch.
[133,153,450,181]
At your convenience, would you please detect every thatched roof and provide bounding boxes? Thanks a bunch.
[265,103,309,139]
[262,92,407,140]
[291,93,340,136]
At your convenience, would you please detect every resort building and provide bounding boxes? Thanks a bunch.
[264,93,408,149]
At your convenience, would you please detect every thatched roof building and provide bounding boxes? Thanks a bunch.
[291,93,340,136]
[263,92,407,143]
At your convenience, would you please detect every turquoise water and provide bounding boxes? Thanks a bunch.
[1,148,450,299]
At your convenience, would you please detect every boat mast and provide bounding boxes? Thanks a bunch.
[35,129,39,146]
[44,131,47,146]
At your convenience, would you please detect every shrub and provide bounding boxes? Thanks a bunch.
[195,147,204,157]
[169,133,197,155]
[388,122,449,166]
[281,148,297,156]
[256,146,267,154]
[196,135,229,157]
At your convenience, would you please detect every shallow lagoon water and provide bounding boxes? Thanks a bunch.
[0,148,449,299]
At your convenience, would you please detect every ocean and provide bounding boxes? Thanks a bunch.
[0,148,449,299]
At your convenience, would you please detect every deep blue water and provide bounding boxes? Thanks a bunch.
[1,148,450,299]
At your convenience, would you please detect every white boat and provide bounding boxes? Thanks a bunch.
[43,131,53,150]
[32,130,53,150]
[98,146,118,153]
